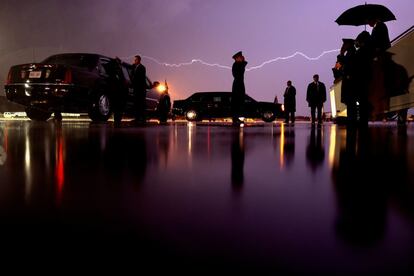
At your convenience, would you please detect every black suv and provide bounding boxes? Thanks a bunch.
[172,92,284,122]
[4,53,171,122]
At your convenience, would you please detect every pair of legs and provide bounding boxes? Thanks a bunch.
[285,111,295,123]
[310,105,323,124]
[134,93,146,122]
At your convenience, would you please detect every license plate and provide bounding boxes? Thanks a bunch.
[29,71,42,78]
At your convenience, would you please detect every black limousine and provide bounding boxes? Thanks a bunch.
[172,92,284,122]
[4,53,171,122]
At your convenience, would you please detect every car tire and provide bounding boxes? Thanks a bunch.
[261,110,276,122]
[88,90,112,122]
[185,109,199,121]
[25,107,52,121]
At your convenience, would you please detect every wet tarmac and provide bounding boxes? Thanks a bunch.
[0,120,414,273]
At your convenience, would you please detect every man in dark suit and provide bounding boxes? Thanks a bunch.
[306,74,326,125]
[131,55,147,122]
[283,80,296,124]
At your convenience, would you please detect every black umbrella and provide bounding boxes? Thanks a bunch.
[335,4,396,26]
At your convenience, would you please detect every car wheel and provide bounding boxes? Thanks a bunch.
[261,110,276,122]
[25,107,52,121]
[185,109,199,121]
[88,91,112,122]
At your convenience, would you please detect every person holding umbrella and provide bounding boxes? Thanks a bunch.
[335,3,394,54]
[367,16,391,54]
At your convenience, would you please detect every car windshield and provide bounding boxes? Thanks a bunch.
[43,54,98,69]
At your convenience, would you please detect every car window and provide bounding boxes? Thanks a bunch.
[43,54,98,69]
[190,94,202,102]
[245,95,255,103]
[121,66,131,84]
[99,58,112,76]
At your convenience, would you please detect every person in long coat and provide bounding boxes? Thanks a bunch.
[231,51,248,125]
[131,55,147,122]
[283,80,296,124]
[306,74,326,124]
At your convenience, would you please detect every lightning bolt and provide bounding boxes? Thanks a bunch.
[121,49,339,71]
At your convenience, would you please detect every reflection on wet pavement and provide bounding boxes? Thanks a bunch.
[0,121,414,273]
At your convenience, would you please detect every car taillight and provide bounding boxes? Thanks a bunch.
[5,69,12,85]
[62,69,72,84]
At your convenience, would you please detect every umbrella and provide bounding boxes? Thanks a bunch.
[335,4,396,26]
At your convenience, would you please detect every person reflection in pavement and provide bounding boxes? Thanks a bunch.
[231,128,244,192]
[332,128,387,247]
[0,128,6,165]
[306,125,325,172]
[283,126,295,168]
[105,131,147,186]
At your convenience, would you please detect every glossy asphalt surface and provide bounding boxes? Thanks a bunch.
[0,119,413,273]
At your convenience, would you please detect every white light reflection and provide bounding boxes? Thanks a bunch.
[24,127,32,203]
[328,124,337,168]
[280,122,285,169]
[187,122,195,165]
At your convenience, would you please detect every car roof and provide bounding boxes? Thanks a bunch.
[190,92,255,98]
[191,92,231,96]
[43,53,113,61]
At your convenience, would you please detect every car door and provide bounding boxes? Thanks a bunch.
[145,77,160,112]
[243,94,259,118]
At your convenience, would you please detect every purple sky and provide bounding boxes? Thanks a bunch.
[0,0,412,115]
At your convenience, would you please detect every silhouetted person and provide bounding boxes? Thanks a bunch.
[282,126,295,168]
[353,31,374,126]
[111,57,128,125]
[231,51,247,125]
[231,128,244,191]
[283,80,296,124]
[131,55,147,123]
[306,125,324,172]
[382,52,412,125]
[306,74,326,125]
[367,18,391,55]
[333,127,387,247]
[336,39,359,125]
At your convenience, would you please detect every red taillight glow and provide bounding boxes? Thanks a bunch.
[62,69,72,84]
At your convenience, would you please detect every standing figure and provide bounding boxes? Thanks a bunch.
[231,51,248,125]
[338,39,358,125]
[352,31,374,126]
[283,80,296,124]
[131,55,147,123]
[306,74,326,125]
[367,18,391,54]
[112,57,128,125]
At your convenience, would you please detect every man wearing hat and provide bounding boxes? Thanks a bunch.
[231,51,248,125]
